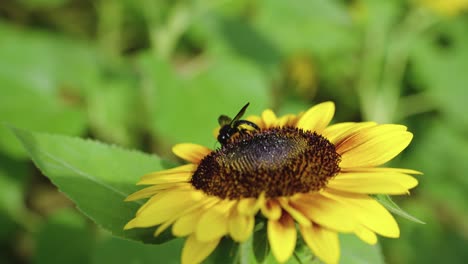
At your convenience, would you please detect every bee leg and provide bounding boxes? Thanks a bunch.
[234,120,260,131]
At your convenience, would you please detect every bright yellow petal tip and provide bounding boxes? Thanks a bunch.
[181,235,220,264]
[301,225,340,264]
[268,214,297,263]
[172,143,211,164]
[297,101,335,133]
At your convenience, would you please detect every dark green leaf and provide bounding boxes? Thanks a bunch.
[34,209,94,264]
[252,225,270,263]
[12,127,174,244]
[204,238,239,264]
[18,0,69,9]
[0,154,29,220]
[92,234,183,264]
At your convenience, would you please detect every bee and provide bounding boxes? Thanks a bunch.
[217,102,260,145]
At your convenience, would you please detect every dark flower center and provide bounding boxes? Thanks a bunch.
[191,127,341,199]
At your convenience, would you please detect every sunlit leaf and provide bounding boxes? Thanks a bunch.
[375,195,425,224]
[12,127,174,244]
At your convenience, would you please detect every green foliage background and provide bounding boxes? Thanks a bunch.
[0,0,467,263]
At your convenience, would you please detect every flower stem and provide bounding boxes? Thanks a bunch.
[238,236,252,264]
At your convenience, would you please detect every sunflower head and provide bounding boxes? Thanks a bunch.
[124,102,420,264]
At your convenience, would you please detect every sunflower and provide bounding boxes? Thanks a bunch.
[124,102,419,264]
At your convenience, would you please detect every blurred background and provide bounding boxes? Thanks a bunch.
[0,0,467,263]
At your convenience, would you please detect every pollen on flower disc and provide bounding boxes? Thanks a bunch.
[191,127,341,199]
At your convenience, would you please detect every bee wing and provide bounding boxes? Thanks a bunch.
[218,115,232,125]
[231,102,250,123]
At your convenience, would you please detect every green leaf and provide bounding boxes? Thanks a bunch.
[0,211,17,242]
[375,195,425,224]
[258,233,384,264]
[339,234,384,264]
[204,238,239,264]
[12,127,174,244]
[92,234,183,264]
[0,154,29,220]
[34,209,94,264]
[401,120,468,230]
[252,224,270,263]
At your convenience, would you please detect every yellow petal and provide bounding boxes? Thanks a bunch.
[354,225,378,245]
[156,194,219,239]
[322,190,400,238]
[262,109,278,128]
[134,187,190,215]
[237,193,265,216]
[341,167,422,175]
[125,183,186,201]
[137,174,189,186]
[328,172,418,194]
[172,197,219,237]
[124,190,203,229]
[172,143,211,164]
[213,126,220,139]
[181,234,220,264]
[277,114,297,127]
[278,198,311,227]
[237,198,257,216]
[138,164,196,185]
[296,101,335,133]
[323,122,377,144]
[172,209,204,237]
[228,209,255,242]
[336,124,407,153]
[261,199,282,220]
[321,122,358,141]
[195,201,235,242]
[337,124,413,168]
[268,213,296,263]
[290,194,356,232]
[300,225,340,264]
[154,218,174,236]
[246,115,264,129]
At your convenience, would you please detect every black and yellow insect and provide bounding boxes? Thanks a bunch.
[217,103,260,145]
